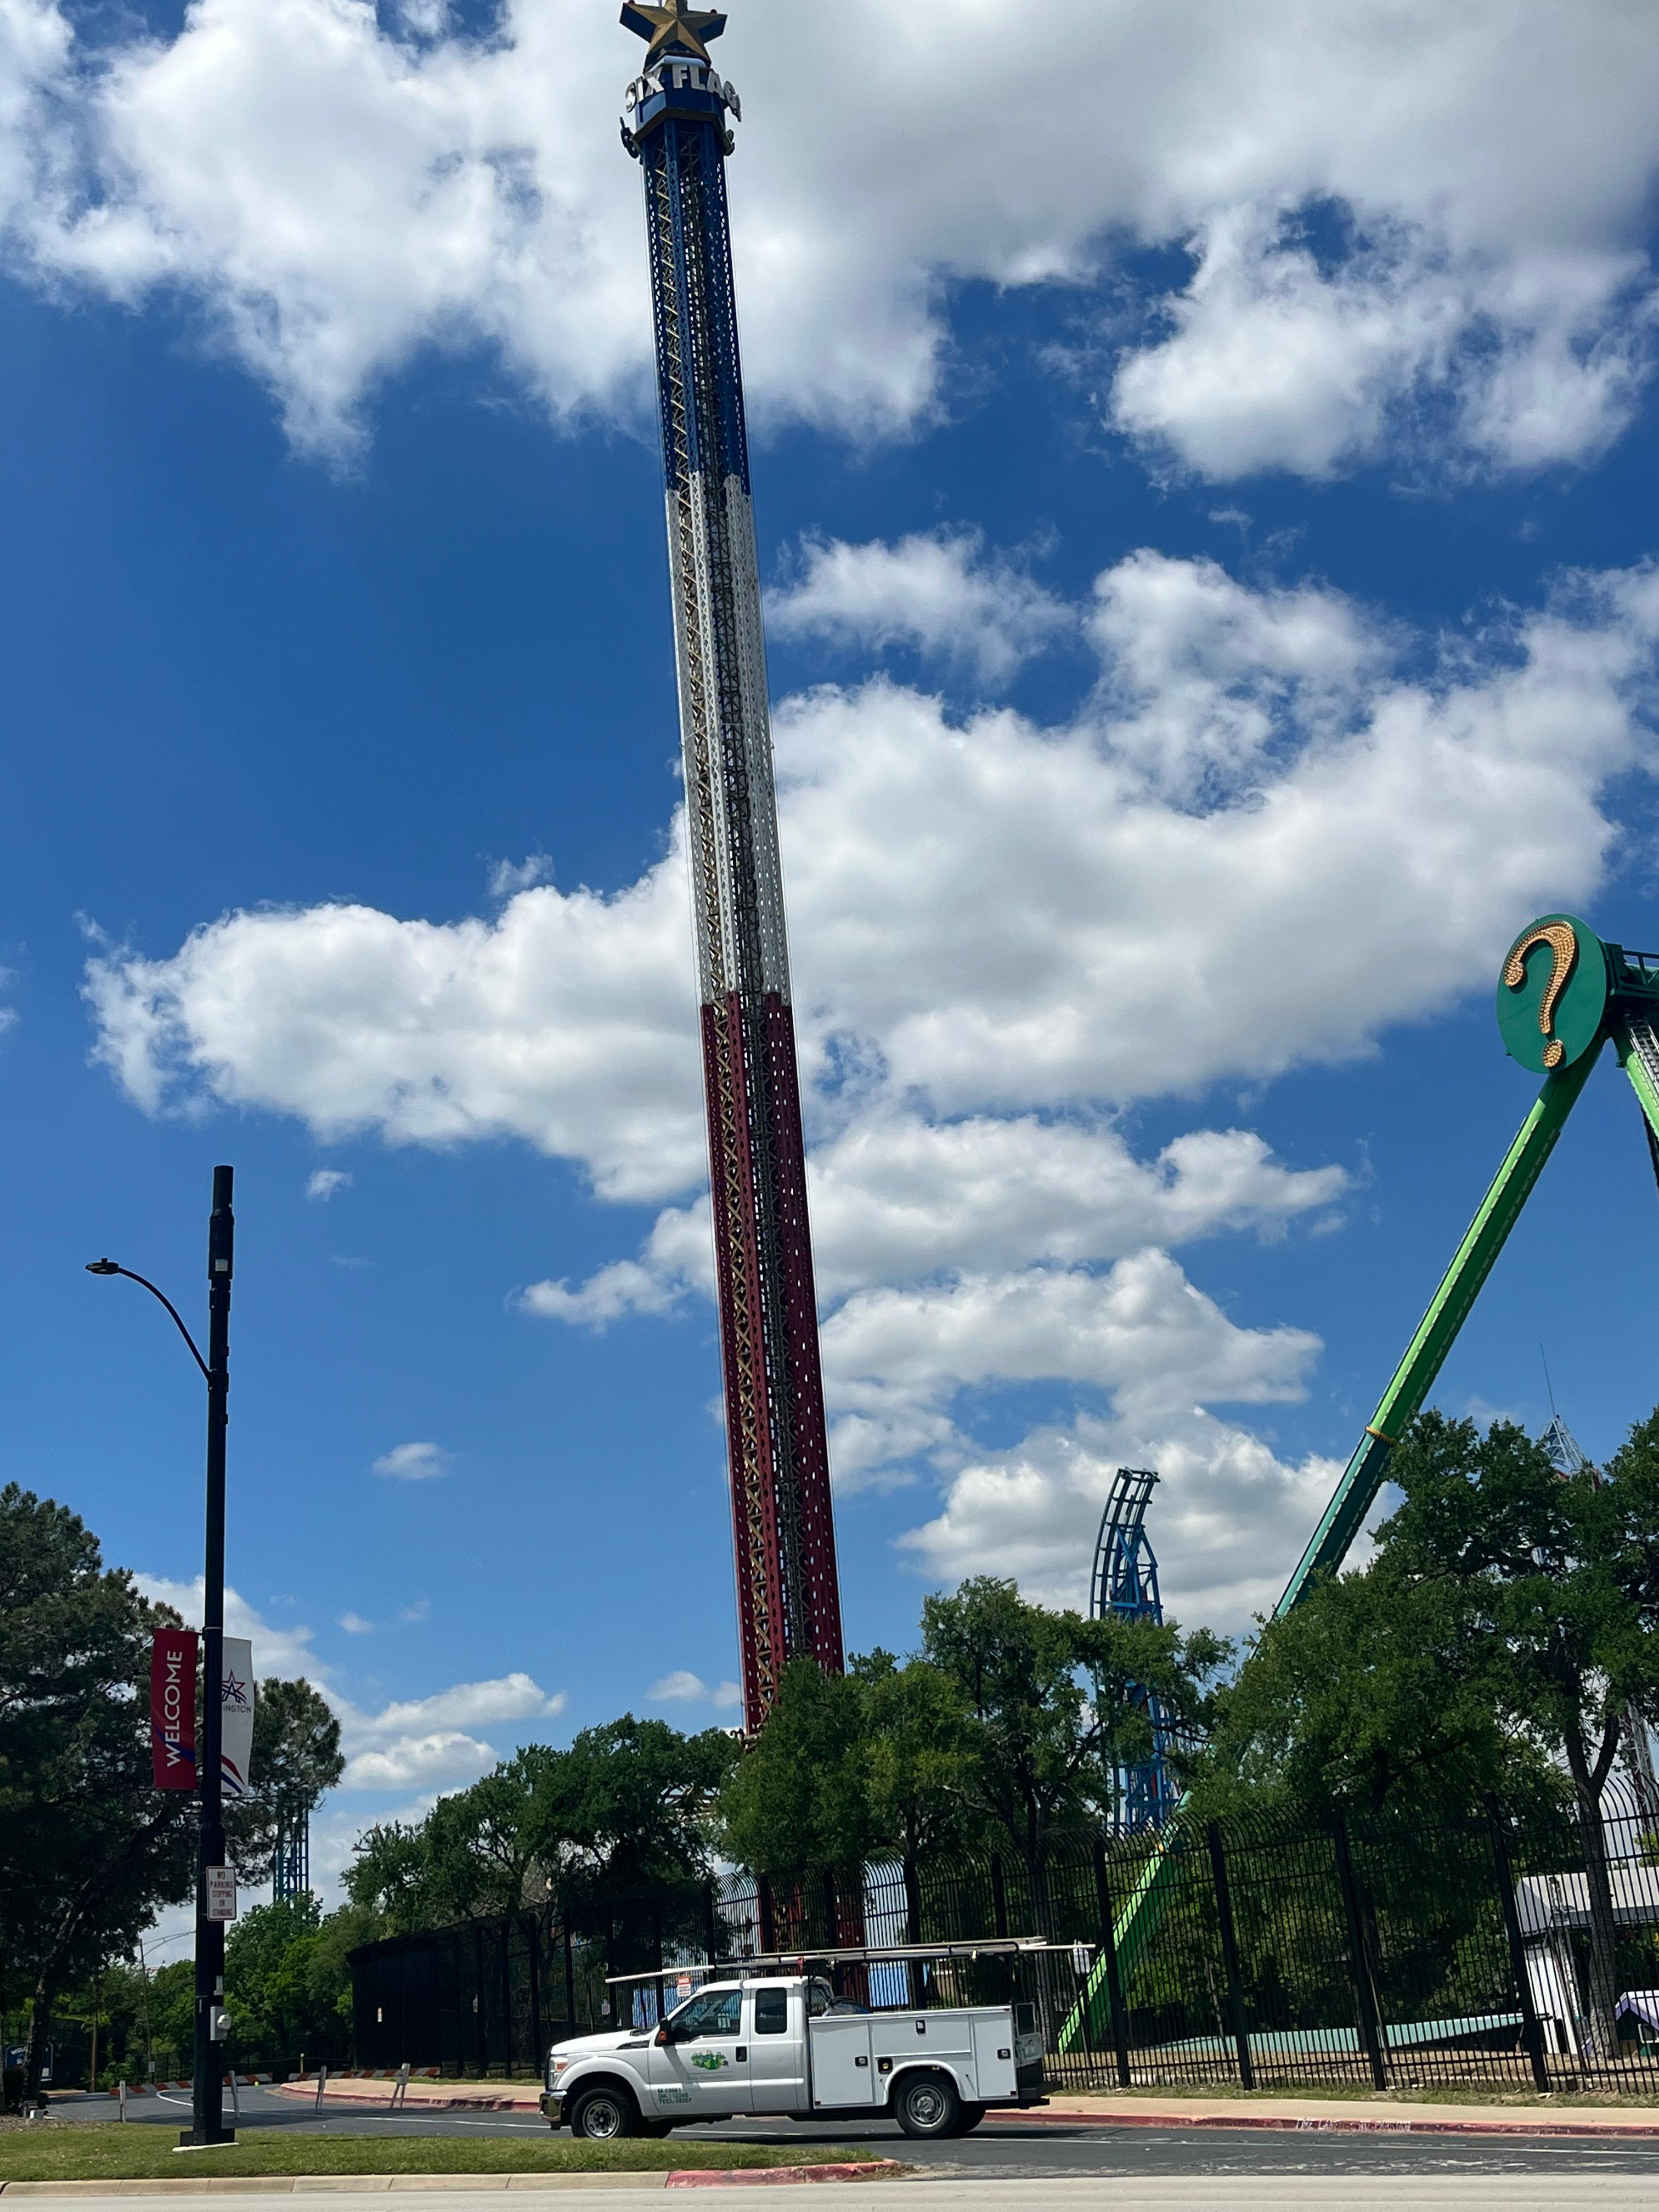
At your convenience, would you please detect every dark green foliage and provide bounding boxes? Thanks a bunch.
[921,1575,1229,1880]
[1199,1409,1659,2053]
[223,1895,363,2070]
[0,1484,197,2098]
[719,1658,886,1877]
[346,1719,737,1940]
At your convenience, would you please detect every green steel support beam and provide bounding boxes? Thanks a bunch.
[1058,1037,1604,2055]
[1274,1037,1602,1616]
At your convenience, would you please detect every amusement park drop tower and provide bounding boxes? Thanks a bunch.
[619,2,844,1727]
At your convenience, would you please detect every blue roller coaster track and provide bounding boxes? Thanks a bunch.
[1090,1466,1179,1833]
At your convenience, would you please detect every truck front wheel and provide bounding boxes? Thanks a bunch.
[567,2083,638,2141]
[893,2070,962,2140]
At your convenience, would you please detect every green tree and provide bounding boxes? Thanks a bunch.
[0,1486,197,2101]
[223,1894,363,2069]
[1204,1410,1659,2054]
[718,1652,977,1937]
[534,1717,738,1900]
[719,1658,882,1880]
[342,1820,442,1936]
[921,1576,1229,1920]
[1384,1410,1659,2052]
[1198,1564,1562,1822]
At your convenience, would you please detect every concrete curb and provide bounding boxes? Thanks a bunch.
[992,2106,1659,2140]
[664,2169,900,2190]
[273,2092,541,2117]
[0,2168,901,2196]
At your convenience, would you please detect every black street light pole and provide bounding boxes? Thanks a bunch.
[87,1165,236,2149]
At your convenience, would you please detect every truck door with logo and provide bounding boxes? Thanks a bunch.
[646,1985,749,2117]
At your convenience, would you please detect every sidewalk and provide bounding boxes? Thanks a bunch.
[1028,2088,1659,2138]
[275,2082,544,2115]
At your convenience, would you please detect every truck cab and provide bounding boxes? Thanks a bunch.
[541,1973,1045,2143]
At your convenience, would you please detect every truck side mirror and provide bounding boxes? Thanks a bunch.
[654,2025,670,2046]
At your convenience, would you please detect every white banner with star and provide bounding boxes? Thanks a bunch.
[219,1637,255,1798]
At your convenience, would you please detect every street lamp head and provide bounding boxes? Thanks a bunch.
[86,1258,121,1276]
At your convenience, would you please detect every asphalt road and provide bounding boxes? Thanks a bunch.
[38,2085,1659,2180]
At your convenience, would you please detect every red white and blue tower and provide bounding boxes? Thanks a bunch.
[620,1,844,1729]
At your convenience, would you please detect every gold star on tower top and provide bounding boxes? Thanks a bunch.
[620,0,727,66]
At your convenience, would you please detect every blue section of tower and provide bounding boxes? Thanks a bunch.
[627,64,748,494]
[1090,1468,1179,1832]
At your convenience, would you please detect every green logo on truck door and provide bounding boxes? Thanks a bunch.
[690,2051,729,2071]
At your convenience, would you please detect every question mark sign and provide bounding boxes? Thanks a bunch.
[1503,921,1578,1069]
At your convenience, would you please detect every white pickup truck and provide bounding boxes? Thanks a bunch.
[540,1974,1046,2142]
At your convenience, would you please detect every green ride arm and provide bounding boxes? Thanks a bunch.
[1058,1039,1602,2057]
[1615,1014,1659,1144]
[1274,1037,1601,1616]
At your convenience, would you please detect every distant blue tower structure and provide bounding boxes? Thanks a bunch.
[271,1813,309,1901]
[1090,1468,1178,1832]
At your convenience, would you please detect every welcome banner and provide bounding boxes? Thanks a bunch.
[150,1629,198,1790]
[220,1636,255,1797]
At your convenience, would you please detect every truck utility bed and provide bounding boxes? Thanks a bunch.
[808,2004,1041,2108]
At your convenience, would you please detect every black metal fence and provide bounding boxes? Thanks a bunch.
[349,1777,1659,2092]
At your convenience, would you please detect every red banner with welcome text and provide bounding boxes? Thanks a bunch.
[150,1628,198,1790]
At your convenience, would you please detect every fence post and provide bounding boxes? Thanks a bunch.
[901,1857,923,1947]
[990,1856,1009,1939]
[562,1920,577,2034]
[1206,1822,1254,2091]
[1486,1797,1550,2092]
[527,1915,543,2066]
[703,1884,719,1966]
[758,1875,776,1954]
[314,2063,328,2116]
[1091,1839,1133,2090]
[501,1919,514,2076]
[1331,1813,1387,2091]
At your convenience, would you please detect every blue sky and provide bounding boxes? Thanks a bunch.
[4,0,1659,1912]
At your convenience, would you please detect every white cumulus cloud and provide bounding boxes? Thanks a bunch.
[647,1670,742,1711]
[306,1167,352,1201]
[105,552,1659,1622]
[0,1,1652,475]
[768,531,1071,687]
[372,1440,452,1481]
[342,1730,496,1791]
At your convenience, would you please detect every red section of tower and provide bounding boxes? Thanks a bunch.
[622,5,844,1728]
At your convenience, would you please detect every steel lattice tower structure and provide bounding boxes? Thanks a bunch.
[620,1,844,1728]
[1090,1469,1178,1833]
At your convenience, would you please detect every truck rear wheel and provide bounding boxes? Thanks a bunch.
[893,2069,962,2140]
[567,2083,638,2140]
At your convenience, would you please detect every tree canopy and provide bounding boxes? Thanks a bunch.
[0,1484,196,2098]
[1200,1409,1659,2050]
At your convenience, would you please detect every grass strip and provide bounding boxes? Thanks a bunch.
[0,2133,874,2184]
